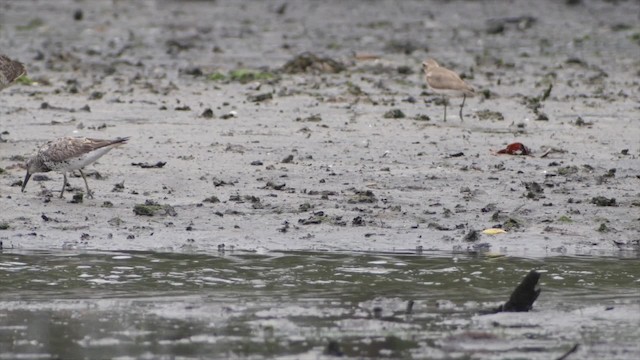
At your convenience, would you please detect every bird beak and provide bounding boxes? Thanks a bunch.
[21,172,31,193]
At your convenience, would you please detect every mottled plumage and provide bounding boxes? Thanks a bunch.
[422,59,474,122]
[0,54,26,91]
[22,136,129,198]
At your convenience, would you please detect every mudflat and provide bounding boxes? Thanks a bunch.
[1,0,638,255]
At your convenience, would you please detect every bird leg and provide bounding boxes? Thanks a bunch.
[442,96,447,122]
[459,94,467,122]
[79,169,94,199]
[60,173,68,198]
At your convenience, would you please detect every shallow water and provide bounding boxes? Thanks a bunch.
[0,250,638,359]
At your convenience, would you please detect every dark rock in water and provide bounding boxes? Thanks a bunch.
[497,270,541,313]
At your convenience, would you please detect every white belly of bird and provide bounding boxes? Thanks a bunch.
[429,87,471,97]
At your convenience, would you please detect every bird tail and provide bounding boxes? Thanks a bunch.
[465,86,476,97]
[111,137,130,146]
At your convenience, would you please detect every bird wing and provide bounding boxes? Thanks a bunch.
[0,55,26,83]
[427,69,474,93]
[41,137,128,162]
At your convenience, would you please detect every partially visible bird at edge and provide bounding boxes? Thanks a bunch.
[0,54,26,91]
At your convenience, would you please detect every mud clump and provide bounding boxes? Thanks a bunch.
[132,161,166,169]
[502,218,523,231]
[486,16,537,35]
[556,166,579,176]
[524,181,544,200]
[383,109,406,119]
[134,200,177,216]
[476,109,504,121]
[248,92,272,102]
[463,229,480,242]
[348,190,377,204]
[295,114,322,122]
[207,69,276,84]
[281,52,345,74]
[203,196,220,203]
[200,108,214,118]
[70,193,83,204]
[591,196,616,207]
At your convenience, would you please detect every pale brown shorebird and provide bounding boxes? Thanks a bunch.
[422,59,475,122]
[22,137,129,198]
[1,55,27,142]
[0,54,26,91]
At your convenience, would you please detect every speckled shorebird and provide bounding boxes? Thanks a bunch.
[0,54,26,91]
[422,59,475,122]
[0,55,26,142]
[22,136,129,198]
